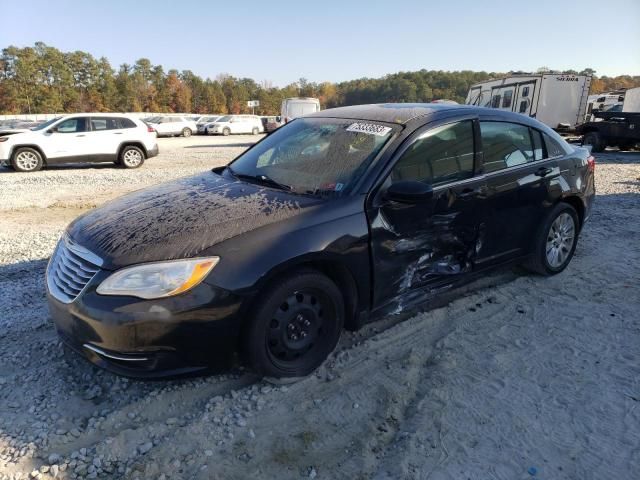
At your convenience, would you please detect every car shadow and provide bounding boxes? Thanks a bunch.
[0,162,118,173]
[184,143,255,149]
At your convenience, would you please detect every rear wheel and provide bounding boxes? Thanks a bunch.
[524,203,579,276]
[582,132,605,152]
[119,146,145,169]
[252,127,260,135]
[12,148,43,172]
[243,270,344,378]
[222,127,231,136]
[182,128,192,138]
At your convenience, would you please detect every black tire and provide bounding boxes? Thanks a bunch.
[119,146,145,169]
[524,203,579,276]
[12,147,43,172]
[582,132,605,153]
[182,128,192,138]
[242,270,344,378]
[252,127,260,135]
[204,127,209,135]
[222,127,231,136]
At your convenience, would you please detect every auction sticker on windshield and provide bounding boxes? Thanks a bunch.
[346,122,392,136]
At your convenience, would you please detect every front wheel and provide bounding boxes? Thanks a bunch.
[12,147,43,172]
[182,128,192,137]
[242,270,344,378]
[524,203,579,276]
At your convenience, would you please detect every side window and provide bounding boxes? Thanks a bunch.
[118,118,137,129]
[530,128,545,160]
[480,121,535,173]
[522,86,530,97]
[56,118,87,133]
[519,101,528,113]
[502,91,513,108]
[543,133,565,157]
[390,121,475,187]
[91,118,108,131]
[491,95,501,108]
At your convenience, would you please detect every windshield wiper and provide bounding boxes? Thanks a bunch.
[227,167,292,191]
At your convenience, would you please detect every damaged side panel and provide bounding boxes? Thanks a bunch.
[368,184,487,315]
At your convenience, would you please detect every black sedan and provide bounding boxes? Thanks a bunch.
[46,104,595,379]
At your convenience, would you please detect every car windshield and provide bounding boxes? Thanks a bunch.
[31,117,62,131]
[228,117,397,196]
[216,116,232,123]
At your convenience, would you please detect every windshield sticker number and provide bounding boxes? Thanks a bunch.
[346,122,392,136]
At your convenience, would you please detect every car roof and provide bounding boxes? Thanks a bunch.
[306,103,542,127]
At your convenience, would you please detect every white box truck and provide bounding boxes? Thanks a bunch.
[465,74,592,130]
[281,97,321,124]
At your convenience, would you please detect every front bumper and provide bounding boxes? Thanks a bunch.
[47,270,246,378]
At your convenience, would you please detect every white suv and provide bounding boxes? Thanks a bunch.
[0,114,158,172]
[147,116,197,137]
[208,115,264,135]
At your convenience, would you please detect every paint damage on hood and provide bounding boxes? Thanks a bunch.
[67,171,323,269]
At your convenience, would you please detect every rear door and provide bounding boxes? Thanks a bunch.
[368,117,488,310]
[87,117,121,160]
[473,119,562,267]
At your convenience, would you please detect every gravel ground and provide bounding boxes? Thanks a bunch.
[0,138,638,480]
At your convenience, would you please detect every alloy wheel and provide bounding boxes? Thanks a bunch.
[546,212,575,268]
[123,149,142,168]
[15,151,39,171]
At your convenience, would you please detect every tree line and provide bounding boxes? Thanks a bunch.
[1,42,639,115]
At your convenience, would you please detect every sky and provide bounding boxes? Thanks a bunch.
[3,0,639,86]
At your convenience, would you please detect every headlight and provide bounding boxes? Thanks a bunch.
[96,257,219,299]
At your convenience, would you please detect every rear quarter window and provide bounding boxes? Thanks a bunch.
[118,118,137,129]
[544,133,567,157]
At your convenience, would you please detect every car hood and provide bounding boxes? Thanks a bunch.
[67,172,323,270]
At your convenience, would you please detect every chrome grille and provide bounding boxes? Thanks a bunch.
[47,235,102,303]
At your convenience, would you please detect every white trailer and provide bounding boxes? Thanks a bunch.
[622,87,640,112]
[465,74,592,130]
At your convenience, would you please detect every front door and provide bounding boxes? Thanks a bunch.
[368,118,487,311]
[43,117,89,162]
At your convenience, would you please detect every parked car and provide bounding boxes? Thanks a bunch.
[261,116,282,133]
[206,115,264,135]
[196,116,223,134]
[0,114,158,172]
[147,116,197,137]
[46,104,594,379]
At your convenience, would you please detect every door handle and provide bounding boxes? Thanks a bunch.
[113,132,123,135]
[535,166,553,177]
[76,134,86,137]
[458,187,480,198]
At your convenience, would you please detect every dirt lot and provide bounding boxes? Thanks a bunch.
[0,136,639,480]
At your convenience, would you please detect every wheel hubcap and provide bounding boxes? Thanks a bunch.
[267,291,325,362]
[123,150,142,167]
[546,212,575,268]
[16,151,38,170]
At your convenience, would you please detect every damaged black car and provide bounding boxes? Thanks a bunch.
[46,104,595,379]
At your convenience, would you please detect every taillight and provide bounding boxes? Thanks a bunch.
[587,155,595,172]
[147,125,154,133]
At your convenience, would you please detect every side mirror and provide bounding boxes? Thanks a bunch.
[384,180,434,204]
[47,127,57,133]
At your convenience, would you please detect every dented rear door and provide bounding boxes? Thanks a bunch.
[367,117,487,311]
